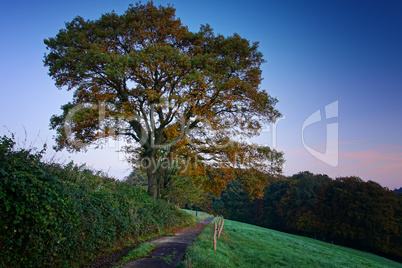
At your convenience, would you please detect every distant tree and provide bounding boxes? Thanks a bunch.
[126,165,212,213]
[160,167,200,204]
[218,180,254,223]
[124,170,147,190]
[262,176,290,231]
[325,177,399,252]
[44,2,283,198]
[390,193,402,259]
[394,187,402,194]
[276,171,330,237]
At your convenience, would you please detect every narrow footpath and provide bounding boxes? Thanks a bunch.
[123,217,213,268]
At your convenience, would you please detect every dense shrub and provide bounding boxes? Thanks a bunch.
[0,135,193,267]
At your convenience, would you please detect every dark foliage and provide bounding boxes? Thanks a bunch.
[218,180,254,223]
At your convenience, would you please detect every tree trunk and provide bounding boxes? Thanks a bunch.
[157,175,161,199]
[148,171,158,198]
[147,156,158,198]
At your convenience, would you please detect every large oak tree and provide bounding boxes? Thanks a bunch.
[44,2,284,198]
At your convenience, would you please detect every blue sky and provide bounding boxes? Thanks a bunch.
[1,0,401,189]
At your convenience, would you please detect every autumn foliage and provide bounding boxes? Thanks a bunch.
[44,2,284,198]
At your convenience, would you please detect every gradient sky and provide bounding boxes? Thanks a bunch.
[1,0,401,189]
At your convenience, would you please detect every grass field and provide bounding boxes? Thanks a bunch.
[179,219,402,268]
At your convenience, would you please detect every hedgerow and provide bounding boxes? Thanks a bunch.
[0,135,193,267]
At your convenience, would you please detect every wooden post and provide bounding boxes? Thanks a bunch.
[213,222,217,250]
[218,219,224,237]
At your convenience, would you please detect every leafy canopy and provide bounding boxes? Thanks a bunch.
[44,2,283,198]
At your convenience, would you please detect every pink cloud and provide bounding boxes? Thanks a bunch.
[277,141,402,189]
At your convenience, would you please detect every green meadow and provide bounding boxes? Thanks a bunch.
[179,219,402,268]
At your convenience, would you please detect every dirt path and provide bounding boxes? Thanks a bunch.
[122,217,213,268]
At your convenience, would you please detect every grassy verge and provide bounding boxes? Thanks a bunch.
[182,209,213,221]
[178,219,402,268]
[113,209,210,267]
[113,242,157,267]
[112,219,195,267]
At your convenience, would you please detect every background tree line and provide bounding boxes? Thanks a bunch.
[217,171,402,262]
